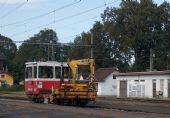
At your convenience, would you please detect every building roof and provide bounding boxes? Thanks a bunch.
[95,67,118,82]
[114,70,170,76]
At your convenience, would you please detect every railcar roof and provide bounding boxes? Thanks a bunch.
[25,61,68,67]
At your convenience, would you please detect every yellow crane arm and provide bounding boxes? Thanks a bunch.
[68,59,95,84]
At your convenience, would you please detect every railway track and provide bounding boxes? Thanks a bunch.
[1,94,170,115]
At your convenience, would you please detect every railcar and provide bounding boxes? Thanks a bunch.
[25,61,69,103]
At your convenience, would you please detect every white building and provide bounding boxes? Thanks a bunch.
[95,68,118,96]
[115,71,170,98]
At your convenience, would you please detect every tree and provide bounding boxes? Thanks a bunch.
[102,0,170,71]
[0,34,17,74]
[0,34,17,60]
[13,29,59,82]
[68,21,130,71]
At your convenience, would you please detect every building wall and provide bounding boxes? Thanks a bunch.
[97,74,117,96]
[97,82,102,95]
[117,75,170,98]
[0,73,14,86]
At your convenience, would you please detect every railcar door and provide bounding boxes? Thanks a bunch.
[25,66,34,94]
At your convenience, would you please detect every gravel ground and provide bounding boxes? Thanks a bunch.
[0,99,170,118]
[1,93,170,116]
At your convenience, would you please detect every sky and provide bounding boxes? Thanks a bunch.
[0,0,169,45]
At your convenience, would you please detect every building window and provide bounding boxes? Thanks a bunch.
[129,84,145,97]
[140,80,145,82]
[113,75,116,79]
[134,80,139,82]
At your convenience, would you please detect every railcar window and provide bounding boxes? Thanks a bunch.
[26,67,32,78]
[55,67,69,79]
[55,67,61,78]
[34,66,37,78]
[63,67,69,78]
[39,66,53,78]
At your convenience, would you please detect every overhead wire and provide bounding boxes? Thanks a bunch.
[7,15,99,43]
[0,0,29,19]
[11,22,54,37]
[53,0,119,23]
[0,40,91,47]
[6,15,100,35]
[9,0,120,37]
[0,0,82,28]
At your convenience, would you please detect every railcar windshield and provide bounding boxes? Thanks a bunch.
[26,67,32,78]
[39,66,53,78]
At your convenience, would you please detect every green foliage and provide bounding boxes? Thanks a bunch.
[0,35,17,81]
[69,0,170,72]
[12,29,59,82]
[101,0,170,71]
[0,85,24,92]
[68,21,130,71]
[0,34,17,61]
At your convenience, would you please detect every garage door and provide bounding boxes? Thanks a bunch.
[120,81,127,98]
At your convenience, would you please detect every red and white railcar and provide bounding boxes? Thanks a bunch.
[25,61,69,103]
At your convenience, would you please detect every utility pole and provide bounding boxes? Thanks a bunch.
[167,53,169,70]
[91,31,93,59]
[48,43,50,61]
[52,43,54,61]
[60,47,64,84]
[150,48,154,71]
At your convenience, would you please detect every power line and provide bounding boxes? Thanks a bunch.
[0,0,81,28]
[53,0,119,23]
[0,0,29,19]
[5,16,99,42]
[0,40,92,47]
[9,0,119,37]
[5,15,100,34]
[11,22,55,37]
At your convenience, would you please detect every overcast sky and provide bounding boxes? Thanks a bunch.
[0,0,169,44]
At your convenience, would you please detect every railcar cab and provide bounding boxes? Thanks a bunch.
[25,61,69,101]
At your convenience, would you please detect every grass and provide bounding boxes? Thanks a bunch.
[0,85,25,94]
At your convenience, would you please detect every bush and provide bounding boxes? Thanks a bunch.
[0,84,24,92]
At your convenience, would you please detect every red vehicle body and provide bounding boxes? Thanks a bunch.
[25,61,69,102]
